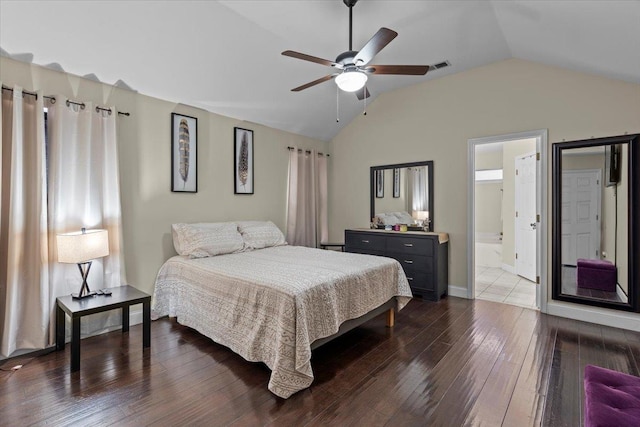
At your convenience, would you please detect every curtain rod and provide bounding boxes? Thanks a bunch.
[2,85,130,116]
[287,146,330,157]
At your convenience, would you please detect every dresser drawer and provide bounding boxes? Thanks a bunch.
[345,229,448,302]
[386,236,434,256]
[388,253,434,274]
[402,270,435,293]
[345,232,386,252]
[347,247,385,257]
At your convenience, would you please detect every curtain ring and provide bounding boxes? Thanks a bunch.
[66,99,86,110]
[96,106,113,115]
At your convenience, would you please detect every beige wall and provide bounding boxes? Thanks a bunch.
[475,182,502,234]
[474,149,503,234]
[374,168,408,215]
[328,58,640,300]
[0,57,326,296]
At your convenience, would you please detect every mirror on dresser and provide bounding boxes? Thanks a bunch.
[552,134,639,312]
[370,161,434,230]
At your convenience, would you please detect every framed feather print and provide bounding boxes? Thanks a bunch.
[171,113,197,193]
[375,169,384,198]
[234,127,254,194]
[393,168,400,198]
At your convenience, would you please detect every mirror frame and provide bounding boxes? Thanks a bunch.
[552,134,639,312]
[370,160,434,230]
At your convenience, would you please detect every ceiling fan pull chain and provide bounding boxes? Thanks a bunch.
[363,85,367,116]
[336,85,340,123]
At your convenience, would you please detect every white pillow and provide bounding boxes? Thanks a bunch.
[237,221,287,250]
[394,211,414,224]
[375,213,394,225]
[172,222,244,258]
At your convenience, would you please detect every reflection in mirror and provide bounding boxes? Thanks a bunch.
[370,161,434,231]
[552,134,639,312]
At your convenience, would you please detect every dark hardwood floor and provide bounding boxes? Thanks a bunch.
[1,297,639,426]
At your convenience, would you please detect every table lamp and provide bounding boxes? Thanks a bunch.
[57,228,109,299]
[413,210,430,227]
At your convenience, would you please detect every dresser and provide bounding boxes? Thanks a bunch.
[345,229,449,301]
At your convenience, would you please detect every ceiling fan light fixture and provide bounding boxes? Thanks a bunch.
[335,70,367,92]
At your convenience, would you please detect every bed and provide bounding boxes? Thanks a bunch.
[152,221,412,398]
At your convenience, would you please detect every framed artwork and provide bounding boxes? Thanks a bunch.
[376,169,384,198]
[393,168,400,198]
[604,144,620,187]
[171,113,197,192]
[234,127,254,194]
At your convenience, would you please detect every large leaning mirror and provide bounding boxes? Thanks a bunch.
[552,134,639,312]
[370,161,434,231]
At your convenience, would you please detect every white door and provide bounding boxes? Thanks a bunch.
[561,170,601,266]
[515,153,537,282]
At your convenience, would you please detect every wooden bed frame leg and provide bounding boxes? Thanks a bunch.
[386,308,395,328]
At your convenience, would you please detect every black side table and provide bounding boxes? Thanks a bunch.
[56,285,151,372]
[319,242,345,252]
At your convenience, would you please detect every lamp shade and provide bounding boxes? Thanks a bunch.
[57,229,109,263]
[413,211,430,221]
[335,71,367,92]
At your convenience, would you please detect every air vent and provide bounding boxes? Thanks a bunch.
[430,60,451,70]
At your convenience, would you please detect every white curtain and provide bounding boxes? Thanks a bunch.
[0,86,49,358]
[286,149,328,247]
[411,166,428,212]
[47,99,125,337]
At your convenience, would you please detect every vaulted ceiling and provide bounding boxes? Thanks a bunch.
[1,1,638,141]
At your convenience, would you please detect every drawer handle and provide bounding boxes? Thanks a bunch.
[404,243,414,247]
[362,240,370,243]
[404,260,414,264]
[407,277,413,281]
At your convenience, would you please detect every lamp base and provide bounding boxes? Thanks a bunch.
[72,291,96,300]
[72,261,95,300]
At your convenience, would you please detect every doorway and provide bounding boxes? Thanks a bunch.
[468,130,548,311]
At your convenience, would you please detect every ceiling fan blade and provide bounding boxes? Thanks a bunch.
[365,65,429,75]
[291,74,337,92]
[355,87,370,100]
[353,27,398,65]
[282,50,341,68]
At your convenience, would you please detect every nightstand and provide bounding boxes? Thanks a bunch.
[56,285,151,372]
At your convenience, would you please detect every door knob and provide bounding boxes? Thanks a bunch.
[530,223,537,230]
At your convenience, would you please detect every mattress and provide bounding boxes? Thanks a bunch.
[152,245,412,398]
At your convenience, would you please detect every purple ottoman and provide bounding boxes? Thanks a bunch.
[584,365,640,427]
[577,258,617,292]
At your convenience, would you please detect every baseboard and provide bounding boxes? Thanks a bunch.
[616,284,628,302]
[546,301,640,332]
[1,308,144,361]
[501,263,515,274]
[448,285,469,299]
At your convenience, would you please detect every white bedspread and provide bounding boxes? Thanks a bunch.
[152,245,412,398]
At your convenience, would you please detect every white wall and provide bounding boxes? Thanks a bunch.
[328,58,640,329]
[0,57,326,297]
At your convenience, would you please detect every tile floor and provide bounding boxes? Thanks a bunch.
[475,266,538,309]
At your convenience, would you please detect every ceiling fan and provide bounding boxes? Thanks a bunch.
[282,0,429,100]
